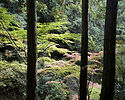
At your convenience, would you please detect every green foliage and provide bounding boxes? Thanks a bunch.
[0,61,26,86]
[37,21,69,34]
[0,0,125,99]
[116,36,125,82]
[0,7,19,29]
[37,21,72,57]
[36,0,68,22]
[50,65,80,79]
[0,7,24,51]
[38,82,68,100]
[37,21,96,54]
[88,0,106,51]
[0,61,26,100]
[88,87,101,100]
[9,28,27,49]
[115,34,125,99]
[37,57,55,68]
[37,64,70,100]
[38,57,55,63]
[37,59,80,97]
[37,21,96,57]
[0,0,26,14]
[117,0,125,35]
[64,1,82,33]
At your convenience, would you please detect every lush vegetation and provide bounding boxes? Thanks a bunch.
[0,0,125,100]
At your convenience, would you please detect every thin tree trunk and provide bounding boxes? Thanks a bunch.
[80,0,88,100]
[26,0,37,100]
[100,0,118,100]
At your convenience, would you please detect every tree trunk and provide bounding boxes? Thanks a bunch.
[100,0,118,100]
[26,0,37,100]
[80,0,88,100]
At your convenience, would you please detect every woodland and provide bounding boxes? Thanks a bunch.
[0,0,125,100]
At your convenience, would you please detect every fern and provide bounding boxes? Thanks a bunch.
[0,7,19,29]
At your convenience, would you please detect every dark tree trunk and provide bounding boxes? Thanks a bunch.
[80,0,88,100]
[100,0,118,100]
[26,0,37,100]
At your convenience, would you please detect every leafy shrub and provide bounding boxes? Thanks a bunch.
[88,86,101,100]
[38,82,68,100]
[37,69,69,100]
[37,59,81,100]
[115,34,125,100]
[0,61,26,100]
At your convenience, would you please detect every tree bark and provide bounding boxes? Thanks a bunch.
[26,0,37,100]
[80,0,88,100]
[100,0,118,100]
